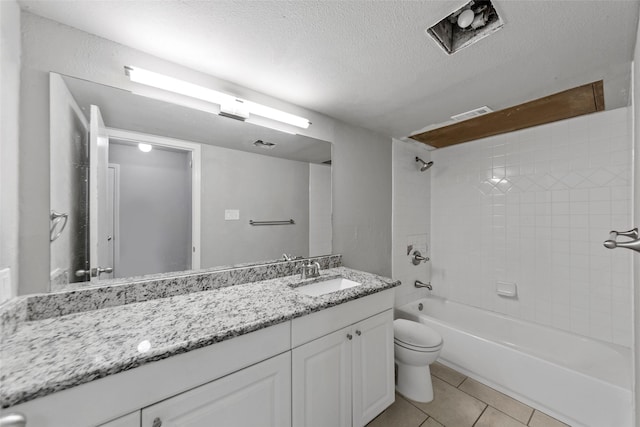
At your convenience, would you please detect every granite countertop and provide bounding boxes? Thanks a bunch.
[0,267,399,408]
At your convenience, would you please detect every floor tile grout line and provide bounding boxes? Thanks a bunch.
[472,404,489,427]
[452,374,537,424]
[526,409,535,426]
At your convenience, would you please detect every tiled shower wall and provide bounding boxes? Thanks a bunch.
[431,107,633,347]
[392,139,432,307]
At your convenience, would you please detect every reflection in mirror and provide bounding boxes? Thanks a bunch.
[49,73,332,291]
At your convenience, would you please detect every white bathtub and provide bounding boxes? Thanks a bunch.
[396,297,632,427]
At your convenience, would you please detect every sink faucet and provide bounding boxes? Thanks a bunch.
[300,259,321,279]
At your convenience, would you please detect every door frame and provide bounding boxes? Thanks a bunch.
[107,163,120,278]
[105,128,202,271]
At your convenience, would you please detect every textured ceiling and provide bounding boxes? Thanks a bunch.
[20,1,640,139]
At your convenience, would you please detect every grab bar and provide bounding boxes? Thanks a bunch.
[50,210,69,242]
[249,219,295,226]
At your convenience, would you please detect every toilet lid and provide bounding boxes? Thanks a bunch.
[394,319,442,348]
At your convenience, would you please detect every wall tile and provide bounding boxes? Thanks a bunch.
[431,108,632,347]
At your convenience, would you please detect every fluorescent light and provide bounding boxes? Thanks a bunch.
[126,66,235,106]
[245,116,297,135]
[138,143,153,152]
[243,100,310,129]
[125,66,311,129]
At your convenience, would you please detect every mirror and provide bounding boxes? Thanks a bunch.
[49,73,332,291]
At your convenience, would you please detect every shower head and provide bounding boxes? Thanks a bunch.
[416,157,434,172]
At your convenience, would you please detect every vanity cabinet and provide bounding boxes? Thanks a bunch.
[141,352,291,427]
[6,288,395,427]
[292,309,394,427]
[98,411,140,427]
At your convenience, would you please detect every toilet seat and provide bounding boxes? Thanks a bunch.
[393,319,443,350]
[394,339,442,352]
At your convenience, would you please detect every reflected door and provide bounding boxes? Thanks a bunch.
[88,105,113,281]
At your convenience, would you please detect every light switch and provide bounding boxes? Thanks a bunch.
[224,209,240,220]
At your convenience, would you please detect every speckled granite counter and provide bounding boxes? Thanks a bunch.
[0,267,399,408]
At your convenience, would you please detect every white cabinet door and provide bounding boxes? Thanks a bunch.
[98,411,140,427]
[352,310,394,427]
[141,352,291,427]
[292,326,352,427]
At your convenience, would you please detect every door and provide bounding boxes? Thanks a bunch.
[292,326,352,427]
[141,352,291,427]
[89,105,112,281]
[352,310,395,427]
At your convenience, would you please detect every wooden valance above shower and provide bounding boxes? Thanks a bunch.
[410,80,604,149]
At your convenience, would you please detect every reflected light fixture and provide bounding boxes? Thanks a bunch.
[125,66,311,129]
[138,143,153,153]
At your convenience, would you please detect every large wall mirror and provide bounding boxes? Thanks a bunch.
[49,73,332,291]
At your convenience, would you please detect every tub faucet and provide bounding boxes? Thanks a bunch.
[300,259,321,279]
[415,280,432,290]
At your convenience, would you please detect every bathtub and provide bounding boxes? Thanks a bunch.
[396,297,633,427]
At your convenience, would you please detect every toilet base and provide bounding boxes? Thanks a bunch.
[395,363,434,403]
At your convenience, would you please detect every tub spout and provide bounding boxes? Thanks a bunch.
[415,280,432,290]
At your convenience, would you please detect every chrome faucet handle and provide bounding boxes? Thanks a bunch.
[312,261,321,276]
[411,250,429,265]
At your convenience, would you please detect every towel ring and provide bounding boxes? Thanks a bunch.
[50,210,69,242]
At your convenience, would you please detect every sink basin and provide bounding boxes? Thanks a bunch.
[294,277,362,297]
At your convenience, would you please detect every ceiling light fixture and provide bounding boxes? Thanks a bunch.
[125,66,311,129]
[138,143,153,152]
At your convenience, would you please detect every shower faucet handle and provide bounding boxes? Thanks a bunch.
[411,250,429,265]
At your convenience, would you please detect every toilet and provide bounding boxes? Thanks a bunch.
[393,319,443,402]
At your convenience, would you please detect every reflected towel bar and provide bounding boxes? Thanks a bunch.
[249,219,295,226]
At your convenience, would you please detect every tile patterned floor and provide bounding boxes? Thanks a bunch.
[367,362,571,427]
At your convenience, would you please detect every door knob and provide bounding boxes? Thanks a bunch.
[96,267,113,275]
[604,238,640,253]
[75,267,113,278]
[604,228,640,253]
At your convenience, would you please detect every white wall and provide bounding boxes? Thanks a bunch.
[392,139,432,306]
[0,0,21,301]
[431,108,633,347]
[18,12,392,294]
[110,143,192,277]
[309,163,332,256]
[201,144,309,267]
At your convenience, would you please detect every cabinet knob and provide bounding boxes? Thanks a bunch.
[355,330,361,336]
[152,417,162,427]
[0,413,26,427]
[346,333,352,340]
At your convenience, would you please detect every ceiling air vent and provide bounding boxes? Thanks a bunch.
[451,106,493,121]
[427,0,503,55]
[253,139,276,149]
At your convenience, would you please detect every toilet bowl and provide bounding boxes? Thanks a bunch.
[394,319,443,402]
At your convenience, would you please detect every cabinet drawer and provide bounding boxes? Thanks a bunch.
[141,352,291,427]
[291,288,394,347]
